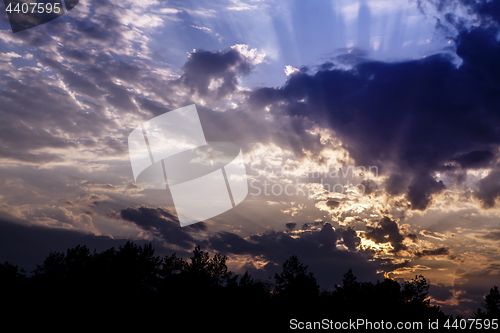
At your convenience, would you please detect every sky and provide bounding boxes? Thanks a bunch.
[1,0,500,317]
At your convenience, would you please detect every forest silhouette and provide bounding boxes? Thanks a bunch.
[1,242,498,330]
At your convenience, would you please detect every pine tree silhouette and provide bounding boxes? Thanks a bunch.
[0,242,496,329]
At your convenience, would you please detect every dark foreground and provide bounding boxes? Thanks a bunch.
[1,242,498,330]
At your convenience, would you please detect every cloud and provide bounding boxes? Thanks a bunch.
[414,246,450,258]
[418,0,500,30]
[339,227,361,251]
[0,0,172,166]
[0,0,499,319]
[208,223,381,288]
[429,283,454,302]
[326,199,340,209]
[115,206,207,249]
[420,230,446,240]
[247,24,500,211]
[477,230,500,241]
[452,150,495,169]
[407,174,446,211]
[178,48,254,99]
[384,174,408,196]
[364,217,408,253]
[452,265,500,313]
[474,171,500,208]
[0,216,173,273]
[0,0,322,170]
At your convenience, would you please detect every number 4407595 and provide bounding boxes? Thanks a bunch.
[6,2,62,14]
[444,318,498,330]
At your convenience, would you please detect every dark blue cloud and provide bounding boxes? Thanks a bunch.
[179,48,252,98]
[414,246,450,258]
[365,217,408,253]
[0,216,169,273]
[115,206,207,249]
[452,150,495,169]
[474,170,500,208]
[248,23,500,210]
[208,223,381,289]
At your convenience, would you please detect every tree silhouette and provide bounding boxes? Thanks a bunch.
[341,269,359,290]
[335,268,360,297]
[484,286,500,318]
[274,255,319,299]
[0,261,26,283]
[475,286,500,319]
[183,245,236,290]
[402,275,431,306]
[0,242,495,329]
[160,252,187,277]
[0,261,26,302]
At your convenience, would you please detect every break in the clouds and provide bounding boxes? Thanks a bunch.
[0,0,500,318]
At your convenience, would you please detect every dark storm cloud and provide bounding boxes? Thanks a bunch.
[414,246,450,258]
[429,283,454,302]
[419,0,500,28]
[384,174,408,196]
[407,174,446,211]
[364,217,407,253]
[452,150,495,169]
[208,223,381,289]
[339,227,361,251]
[210,223,338,255]
[406,233,418,243]
[248,23,500,210]
[477,230,500,241]
[474,170,500,208]
[452,265,500,312]
[179,49,252,98]
[361,179,377,195]
[0,216,172,273]
[116,206,206,249]
[326,199,340,209]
